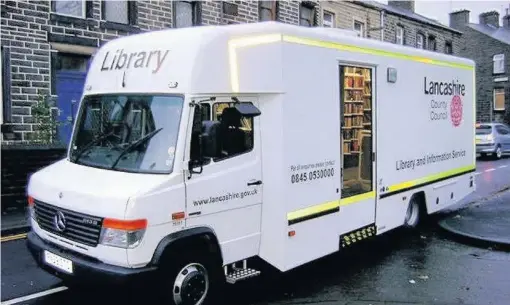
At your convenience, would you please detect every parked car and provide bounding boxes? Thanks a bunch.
[476,122,510,159]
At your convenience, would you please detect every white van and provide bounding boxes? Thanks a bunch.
[26,21,476,305]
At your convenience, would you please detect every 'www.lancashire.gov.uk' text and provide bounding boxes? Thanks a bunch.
[192,189,258,206]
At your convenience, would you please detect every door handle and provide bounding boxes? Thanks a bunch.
[247,180,262,186]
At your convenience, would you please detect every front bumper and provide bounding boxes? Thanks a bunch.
[26,231,157,285]
[476,143,496,153]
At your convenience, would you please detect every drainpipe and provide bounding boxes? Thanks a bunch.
[380,10,385,41]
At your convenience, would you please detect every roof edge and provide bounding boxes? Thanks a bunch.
[351,0,463,35]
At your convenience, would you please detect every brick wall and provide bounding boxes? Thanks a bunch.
[321,1,382,40]
[383,13,462,54]
[452,26,510,123]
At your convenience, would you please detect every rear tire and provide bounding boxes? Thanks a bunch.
[404,196,421,228]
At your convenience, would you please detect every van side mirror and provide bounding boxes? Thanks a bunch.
[233,102,261,118]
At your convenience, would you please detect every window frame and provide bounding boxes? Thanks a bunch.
[493,87,506,111]
[353,20,365,37]
[299,2,315,27]
[52,0,86,19]
[190,101,256,166]
[173,0,201,28]
[322,10,334,28]
[445,41,453,54]
[493,54,505,75]
[416,33,425,49]
[396,26,404,45]
[102,0,131,25]
[427,35,437,51]
[259,0,278,22]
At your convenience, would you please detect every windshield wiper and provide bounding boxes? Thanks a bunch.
[110,128,163,169]
[72,130,115,163]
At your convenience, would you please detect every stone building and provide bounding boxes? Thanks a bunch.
[319,0,462,55]
[450,9,510,123]
[0,0,322,144]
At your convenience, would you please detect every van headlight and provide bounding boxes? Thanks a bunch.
[99,218,147,249]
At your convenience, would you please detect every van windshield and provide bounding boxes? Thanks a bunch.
[69,94,183,174]
[476,125,492,135]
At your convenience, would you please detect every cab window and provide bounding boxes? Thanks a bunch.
[190,101,255,165]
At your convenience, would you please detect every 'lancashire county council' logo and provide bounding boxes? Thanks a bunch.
[450,95,463,127]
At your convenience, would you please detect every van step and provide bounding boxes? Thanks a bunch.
[226,268,261,284]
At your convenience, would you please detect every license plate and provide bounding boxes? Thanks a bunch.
[475,139,481,144]
[43,250,73,274]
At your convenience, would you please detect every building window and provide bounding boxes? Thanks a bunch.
[323,10,334,28]
[427,35,437,51]
[259,1,277,21]
[445,41,453,54]
[174,1,201,28]
[396,26,404,44]
[299,2,315,27]
[53,0,86,18]
[104,1,128,24]
[494,88,506,111]
[416,33,425,49]
[493,54,505,74]
[354,21,364,37]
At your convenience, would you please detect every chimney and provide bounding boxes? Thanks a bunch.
[449,9,470,30]
[388,1,415,13]
[504,8,510,29]
[479,11,500,27]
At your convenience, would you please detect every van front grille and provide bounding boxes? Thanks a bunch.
[34,200,103,247]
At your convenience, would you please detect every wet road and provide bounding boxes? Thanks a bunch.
[2,157,510,305]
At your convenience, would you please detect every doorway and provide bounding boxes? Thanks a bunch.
[339,65,374,199]
[54,53,90,145]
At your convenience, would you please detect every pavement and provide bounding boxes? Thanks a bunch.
[438,188,510,249]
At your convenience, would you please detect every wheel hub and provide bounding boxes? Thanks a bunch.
[173,263,209,305]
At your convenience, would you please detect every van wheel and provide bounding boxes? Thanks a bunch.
[161,252,223,305]
[494,145,502,160]
[404,196,421,228]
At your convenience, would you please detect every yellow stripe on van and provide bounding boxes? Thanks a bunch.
[340,191,375,206]
[287,164,475,225]
[287,191,375,225]
[281,35,473,70]
[386,165,476,194]
[287,199,339,224]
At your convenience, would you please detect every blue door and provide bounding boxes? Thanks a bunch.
[56,70,87,145]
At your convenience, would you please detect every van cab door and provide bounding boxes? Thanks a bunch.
[183,96,263,265]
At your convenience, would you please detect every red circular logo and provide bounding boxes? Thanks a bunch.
[450,95,463,127]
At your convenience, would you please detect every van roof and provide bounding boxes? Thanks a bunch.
[84,21,475,96]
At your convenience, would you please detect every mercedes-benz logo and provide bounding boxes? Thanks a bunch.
[54,211,66,232]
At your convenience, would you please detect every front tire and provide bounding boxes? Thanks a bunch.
[160,252,224,305]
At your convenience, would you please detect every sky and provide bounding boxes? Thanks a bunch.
[374,0,510,26]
